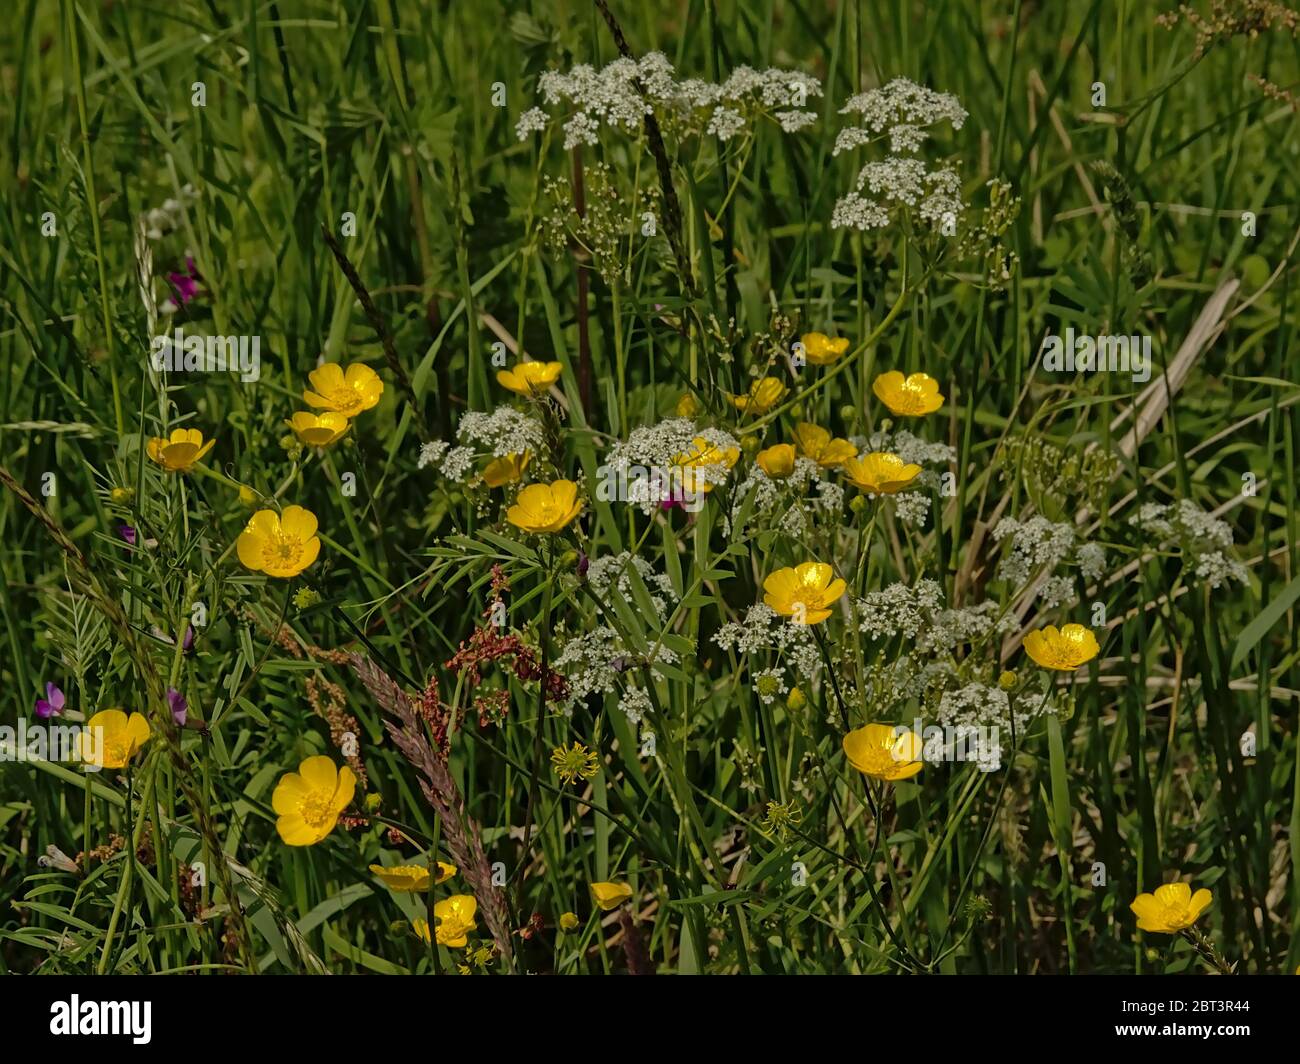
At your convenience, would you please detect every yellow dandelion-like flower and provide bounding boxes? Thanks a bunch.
[1022,623,1100,671]
[559,911,580,932]
[730,376,788,415]
[550,741,599,785]
[1129,881,1213,934]
[840,451,922,495]
[800,332,850,366]
[414,894,479,947]
[368,862,456,891]
[671,435,740,495]
[288,411,350,448]
[79,709,151,770]
[756,443,796,478]
[236,505,321,578]
[506,479,582,534]
[792,423,858,468]
[272,756,356,846]
[842,723,924,782]
[872,371,945,417]
[497,360,562,397]
[303,362,384,417]
[482,451,531,488]
[590,881,633,911]
[762,562,847,625]
[146,428,215,472]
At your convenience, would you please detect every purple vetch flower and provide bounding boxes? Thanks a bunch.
[35,683,65,719]
[182,625,195,655]
[166,256,202,306]
[117,523,137,546]
[167,687,188,727]
[577,551,589,579]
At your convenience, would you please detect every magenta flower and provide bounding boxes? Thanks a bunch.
[167,688,188,727]
[35,683,65,719]
[166,257,202,306]
[117,523,137,546]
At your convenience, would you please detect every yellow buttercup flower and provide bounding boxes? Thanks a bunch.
[497,360,562,397]
[841,451,922,494]
[672,436,740,495]
[369,862,456,891]
[762,562,847,625]
[590,881,633,911]
[1130,881,1213,934]
[730,376,788,415]
[872,371,945,417]
[288,411,350,448]
[792,423,857,468]
[801,332,849,366]
[675,393,699,418]
[1022,623,1100,671]
[414,894,479,947]
[80,709,151,770]
[842,723,924,782]
[272,755,356,846]
[303,362,384,417]
[551,741,599,785]
[507,479,582,534]
[147,428,215,472]
[482,451,531,488]
[559,911,580,932]
[756,443,796,479]
[237,505,321,578]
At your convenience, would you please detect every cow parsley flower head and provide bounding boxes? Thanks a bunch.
[518,53,821,147]
[587,553,677,620]
[837,80,967,144]
[1132,500,1247,589]
[831,78,967,234]
[419,407,546,482]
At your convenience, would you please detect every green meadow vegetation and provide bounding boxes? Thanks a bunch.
[1,0,1298,975]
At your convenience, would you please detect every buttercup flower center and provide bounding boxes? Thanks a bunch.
[328,387,364,414]
[103,737,130,764]
[266,532,303,566]
[298,790,334,828]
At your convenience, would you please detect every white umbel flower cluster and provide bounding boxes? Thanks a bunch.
[587,552,677,621]
[831,78,967,234]
[991,516,1106,606]
[1132,500,1248,588]
[856,580,1017,653]
[418,407,546,481]
[713,602,821,681]
[517,52,822,149]
[727,456,845,536]
[603,418,741,514]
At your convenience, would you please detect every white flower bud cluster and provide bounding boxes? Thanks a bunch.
[1132,500,1247,589]
[516,52,822,149]
[418,406,546,482]
[830,78,967,234]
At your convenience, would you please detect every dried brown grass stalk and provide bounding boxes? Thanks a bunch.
[349,653,514,968]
